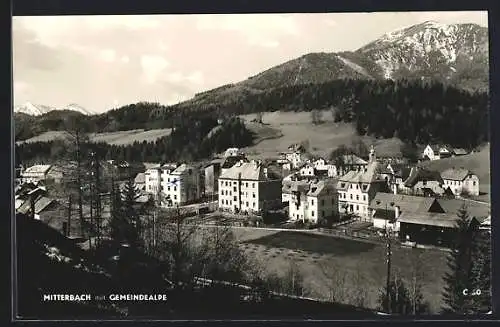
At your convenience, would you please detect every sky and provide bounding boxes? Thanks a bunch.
[12,11,488,113]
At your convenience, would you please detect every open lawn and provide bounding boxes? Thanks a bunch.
[239,111,404,159]
[17,128,172,146]
[235,229,448,313]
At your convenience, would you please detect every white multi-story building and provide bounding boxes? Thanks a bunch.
[145,163,201,206]
[313,158,338,177]
[336,147,388,220]
[286,180,337,223]
[441,168,480,196]
[218,161,282,214]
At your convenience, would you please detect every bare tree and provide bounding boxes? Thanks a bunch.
[408,250,430,314]
[311,110,323,125]
[319,262,349,303]
[348,266,369,308]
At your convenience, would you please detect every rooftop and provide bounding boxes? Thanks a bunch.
[23,164,52,175]
[134,173,146,184]
[404,167,443,187]
[338,161,382,184]
[220,161,281,181]
[398,212,468,229]
[339,154,368,165]
[437,198,490,220]
[441,168,475,181]
[369,192,440,213]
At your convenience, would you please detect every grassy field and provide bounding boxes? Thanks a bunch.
[231,228,448,313]
[418,145,491,202]
[239,111,404,159]
[17,128,172,146]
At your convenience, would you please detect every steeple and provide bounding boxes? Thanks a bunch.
[369,145,376,162]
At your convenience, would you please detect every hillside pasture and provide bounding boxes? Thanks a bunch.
[239,111,403,159]
[88,128,172,145]
[17,128,173,146]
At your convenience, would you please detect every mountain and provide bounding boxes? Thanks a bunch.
[14,102,96,116]
[14,102,56,116]
[357,21,489,88]
[61,103,96,116]
[178,21,488,109]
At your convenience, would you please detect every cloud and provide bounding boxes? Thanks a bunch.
[196,14,300,47]
[140,54,170,84]
[100,49,117,62]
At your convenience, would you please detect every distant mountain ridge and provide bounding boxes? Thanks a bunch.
[178,21,488,109]
[14,102,96,116]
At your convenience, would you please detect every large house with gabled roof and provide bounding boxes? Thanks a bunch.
[336,147,389,220]
[218,161,282,214]
[440,168,479,196]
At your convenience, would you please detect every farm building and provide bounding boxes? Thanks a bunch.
[398,212,480,248]
[440,168,480,197]
[368,193,445,231]
[399,167,445,197]
[421,144,452,161]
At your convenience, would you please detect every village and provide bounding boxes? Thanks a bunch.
[15,142,491,250]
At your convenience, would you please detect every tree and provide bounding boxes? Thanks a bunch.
[121,175,142,247]
[256,112,264,124]
[401,142,419,163]
[319,262,348,303]
[408,250,431,314]
[441,204,476,314]
[378,273,412,314]
[311,109,323,125]
[108,178,129,244]
[470,229,492,313]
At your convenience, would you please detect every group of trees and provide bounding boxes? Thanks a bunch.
[17,79,488,150]
[16,115,254,165]
[441,206,491,314]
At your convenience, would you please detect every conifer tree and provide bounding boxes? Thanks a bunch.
[378,274,413,314]
[441,205,476,314]
[470,229,492,313]
[122,174,142,247]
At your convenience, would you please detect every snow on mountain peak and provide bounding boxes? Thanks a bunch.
[14,102,96,116]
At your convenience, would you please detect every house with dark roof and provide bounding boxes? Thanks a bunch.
[440,168,479,196]
[451,148,469,157]
[398,211,480,248]
[368,193,444,231]
[395,198,488,248]
[399,167,445,197]
[221,155,248,175]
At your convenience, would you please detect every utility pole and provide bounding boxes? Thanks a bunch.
[67,194,72,237]
[385,221,393,313]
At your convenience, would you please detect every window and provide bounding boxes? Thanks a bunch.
[311,211,315,217]
[252,183,256,188]
[356,195,359,201]
[233,196,237,201]
[246,202,249,206]
[253,202,256,208]
[356,205,359,210]
[363,195,366,201]
[311,199,315,205]
[253,193,256,198]
[246,182,248,187]
[350,194,353,200]
[234,181,237,185]
[174,187,177,191]
[473,181,476,186]
[422,180,427,186]
[233,186,237,192]
[168,187,170,191]
[174,195,177,200]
